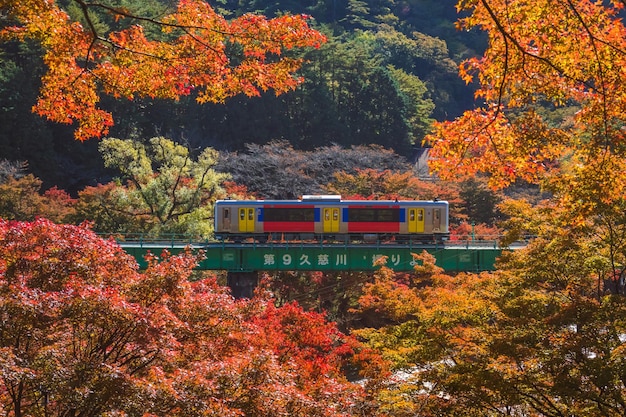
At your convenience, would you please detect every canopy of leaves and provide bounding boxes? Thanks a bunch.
[351,244,626,416]
[0,218,374,416]
[0,0,326,140]
[427,0,626,192]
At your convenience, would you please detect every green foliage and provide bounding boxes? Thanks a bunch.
[0,0,476,191]
[387,66,435,142]
[284,32,429,153]
[343,0,375,29]
[0,56,19,112]
[458,177,502,225]
[72,137,229,237]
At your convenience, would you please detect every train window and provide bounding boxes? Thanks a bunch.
[224,209,229,219]
[333,210,338,220]
[410,211,415,221]
[348,209,373,222]
[264,208,315,222]
[418,210,423,221]
[240,210,245,220]
[248,208,254,220]
[348,208,400,222]
[377,210,392,222]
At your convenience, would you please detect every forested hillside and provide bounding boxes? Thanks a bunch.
[3,1,626,416]
[0,0,484,193]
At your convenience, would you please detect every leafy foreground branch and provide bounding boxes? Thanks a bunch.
[0,0,326,140]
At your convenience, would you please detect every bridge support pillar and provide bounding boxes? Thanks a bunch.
[227,271,259,299]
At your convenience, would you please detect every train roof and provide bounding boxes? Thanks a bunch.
[215,199,448,206]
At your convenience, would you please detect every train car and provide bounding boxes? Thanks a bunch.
[214,195,449,243]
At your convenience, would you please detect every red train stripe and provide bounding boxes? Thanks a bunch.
[347,205,397,209]
[347,223,400,233]
[263,222,315,232]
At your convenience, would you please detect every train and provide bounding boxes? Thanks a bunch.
[214,195,449,243]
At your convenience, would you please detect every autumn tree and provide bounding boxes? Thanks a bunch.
[426,0,626,196]
[324,168,458,201]
[0,174,47,221]
[0,0,326,140]
[347,243,626,416]
[0,218,376,416]
[379,2,626,414]
[0,174,76,222]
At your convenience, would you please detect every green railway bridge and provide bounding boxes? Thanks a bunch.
[117,240,515,297]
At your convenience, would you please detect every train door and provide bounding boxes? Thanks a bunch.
[408,208,425,233]
[238,207,255,232]
[222,207,232,231]
[433,208,441,231]
[323,207,340,233]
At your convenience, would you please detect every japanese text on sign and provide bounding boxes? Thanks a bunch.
[262,252,404,268]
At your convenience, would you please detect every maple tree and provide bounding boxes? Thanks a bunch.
[0,0,326,140]
[0,218,376,416]
[426,0,626,193]
[351,247,626,416]
[410,4,626,413]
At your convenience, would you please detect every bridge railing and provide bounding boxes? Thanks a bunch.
[99,233,521,251]
[447,234,502,249]
[97,233,211,248]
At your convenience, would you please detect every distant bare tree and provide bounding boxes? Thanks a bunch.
[0,160,28,183]
[217,141,409,199]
